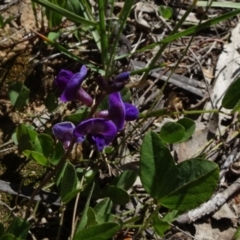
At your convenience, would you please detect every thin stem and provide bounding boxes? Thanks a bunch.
[70,173,85,239]
[24,139,75,220]
[88,92,106,118]
[71,193,80,239]
[136,205,160,238]
[56,206,66,240]
[123,224,143,228]
[0,140,13,148]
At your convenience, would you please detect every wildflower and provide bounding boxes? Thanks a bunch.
[96,72,130,93]
[52,122,77,149]
[74,118,117,151]
[55,65,93,106]
[96,92,139,130]
[53,119,117,151]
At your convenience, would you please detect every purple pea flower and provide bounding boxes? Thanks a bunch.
[96,92,139,130]
[74,118,117,151]
[52,121,77,149]
[55,65,93,106]
[52,119,117,151]
[96,72,130,93]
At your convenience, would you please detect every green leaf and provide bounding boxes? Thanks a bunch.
[23,150,49,166]
[78,0,102,51]
[121,87,131,102]
[105,0,135,76]
[0,234,17,240]
[162,210,179,222]
[61,188,82,203]
[64,107,90,123]
[158,6,173,19]
[140,132,219,211]
[75,183,95,233]
[46,6,63,28]
[232,100,240,113]
[66,0,81,14]
[55,162,67,186]
[97,95,109,112]
[34,134,54,157]
[87,207,98,226]
[32,0,96,26]
[101,186,130,205]
[0,223,4,236]
[158,158,219,211]
[222,77,240,109]
[44,92,58,112]
[16,124,36,141]
[73,222,120,240]
[103,146,114,154]
[50,141,65,165]
[233,225,240,240]
[152,213,171,237]
[110,170,137,191]
[97,0,108,67]
[177,118,196,142]
[60,162,79,203]
[47,31,61,42]
[14,124,37,151]
[159,122,185,143]
[84,168,98,186]
[94,198,113,224]
[6,217,30,239]
[8,82,30,111]
[140,132,175,199]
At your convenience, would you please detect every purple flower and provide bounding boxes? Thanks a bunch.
[52,119,117,151]
[52,122,77,149]
[96,92,139,130]
[55,65,93,106]
[74,118,117,151]
[96,72,130,93]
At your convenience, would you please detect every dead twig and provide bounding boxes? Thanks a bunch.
[175,176,240,225]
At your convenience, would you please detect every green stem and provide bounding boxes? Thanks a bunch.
[123,215,142,225]
[98,0,108,69]
[56,206,66,240]
[70,173,85,239]
[123,224,143,229]
[136,205,160,237]
[88,92,106,118]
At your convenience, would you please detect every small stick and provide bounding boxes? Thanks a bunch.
[175,176,240,225]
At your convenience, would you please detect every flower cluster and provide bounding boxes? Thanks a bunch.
[52,65,138,151]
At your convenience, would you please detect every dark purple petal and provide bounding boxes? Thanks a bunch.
[124,103,139,121]
[111,72,130,92]
[88,134,106,151]
[55,70,74,91]
[52,122,75,142]
[75,88,93,107]
[96,75,111,92]
[74,118,117,150]
[60,65,88,102]
[108,92,125,130]
[114,72,130,83]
